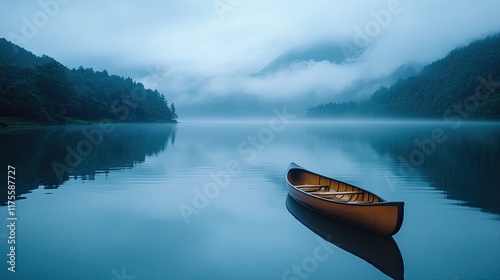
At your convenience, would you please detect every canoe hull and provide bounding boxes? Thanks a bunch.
[286,163,404,236]
[286,195,404,280]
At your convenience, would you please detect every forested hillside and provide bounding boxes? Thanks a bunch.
[307,34,500,119]
[0,38,177,124]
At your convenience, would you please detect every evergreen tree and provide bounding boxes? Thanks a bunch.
[0,38,178,124]
[306,34,500,120]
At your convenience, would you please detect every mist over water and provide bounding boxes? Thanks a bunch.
[0,121,499,279]
[2,1,500,279]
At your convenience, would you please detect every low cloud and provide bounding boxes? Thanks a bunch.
[1,0,500,118]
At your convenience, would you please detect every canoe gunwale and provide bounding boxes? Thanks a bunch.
[294,186,403,207]
[286,162,405,236]
[287,164,388,205]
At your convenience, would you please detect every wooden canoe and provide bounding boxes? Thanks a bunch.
[286,163,404,236]
[286,195,404,280]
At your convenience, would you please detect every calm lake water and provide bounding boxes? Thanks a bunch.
[0,120,499,280]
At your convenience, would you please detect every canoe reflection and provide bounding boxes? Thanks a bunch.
[286,195,404,280]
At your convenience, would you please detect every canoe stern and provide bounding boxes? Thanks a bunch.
[286,163,404,236]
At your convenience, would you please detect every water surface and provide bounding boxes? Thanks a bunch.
[0,121,499,279]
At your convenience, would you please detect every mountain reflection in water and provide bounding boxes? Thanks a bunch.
[0,123,176,205]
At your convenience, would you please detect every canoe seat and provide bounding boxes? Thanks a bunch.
[296,184,329,192]
[349,200,371,204]
[296,184,329,188]
[312,191,363,196]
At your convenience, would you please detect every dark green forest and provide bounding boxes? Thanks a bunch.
[307,34,500,119]
[0,38,177,125]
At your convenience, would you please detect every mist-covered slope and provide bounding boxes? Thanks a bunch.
[254,41,358,77]
[307,34,500,119]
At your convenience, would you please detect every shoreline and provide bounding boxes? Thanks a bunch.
[0,117,178,129]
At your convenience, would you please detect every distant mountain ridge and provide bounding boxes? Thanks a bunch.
[332,62,423,102]
[0,38,177,125]
[306,33,500,119]
[254,41,361,77]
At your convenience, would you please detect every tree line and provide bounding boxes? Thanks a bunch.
[0,38,177,124]
[306,34,500,119]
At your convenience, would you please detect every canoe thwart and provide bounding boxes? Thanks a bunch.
[296,184,329,192]
[348,200,372,204]
[296,184,329,188]
[286,162,404,236]
[311,191,363,195]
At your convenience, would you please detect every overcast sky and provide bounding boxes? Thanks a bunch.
[1,0,500,117]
